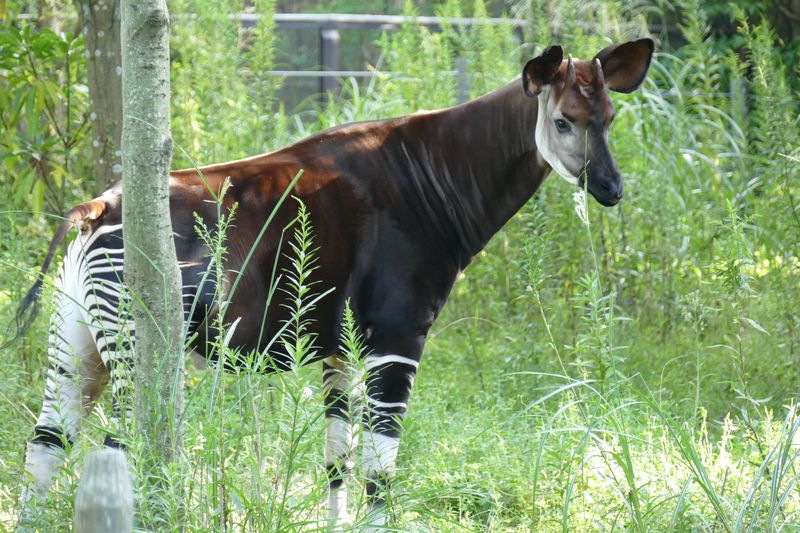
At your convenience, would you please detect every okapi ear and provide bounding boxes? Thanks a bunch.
[522,45,564,97]
[593,38,654,93]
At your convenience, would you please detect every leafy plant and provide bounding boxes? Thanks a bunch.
[0,24,89,213]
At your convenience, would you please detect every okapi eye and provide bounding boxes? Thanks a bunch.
[554,118,571,133]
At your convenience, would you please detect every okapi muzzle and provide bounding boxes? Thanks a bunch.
[582,131,624,207]
[522,38,654,207]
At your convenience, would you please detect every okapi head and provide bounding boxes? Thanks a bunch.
[522,39,654,206]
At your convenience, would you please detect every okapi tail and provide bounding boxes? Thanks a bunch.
[2,199,107,348]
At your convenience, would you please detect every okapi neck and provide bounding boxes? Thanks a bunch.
[398,81,550,264]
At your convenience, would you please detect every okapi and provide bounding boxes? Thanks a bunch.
[12,39,653,527]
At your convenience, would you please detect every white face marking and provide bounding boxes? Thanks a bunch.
[535,87,580,186]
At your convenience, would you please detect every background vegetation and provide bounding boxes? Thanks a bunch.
[1,0,799,530]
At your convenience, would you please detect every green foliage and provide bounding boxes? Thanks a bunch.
[441,0,518,98]
[170,0,284,167]
[0,23,89,213]
[731,6,800,253]
[280,199,326,367]
[677,0,723,102]
[374,0,458,114]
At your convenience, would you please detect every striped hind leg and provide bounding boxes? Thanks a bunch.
[20,247,108,514]
[92,323,134,448]
[82,239,135,447]
[323,355,359,526]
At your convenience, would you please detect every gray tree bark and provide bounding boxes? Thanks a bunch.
[121,0,184,479]
[75,0,123,193]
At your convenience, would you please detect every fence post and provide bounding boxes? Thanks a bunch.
[74,448,134,533]
[455,56,471,103]
[320,28,341,98]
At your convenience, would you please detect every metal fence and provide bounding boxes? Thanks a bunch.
[15,11,686,104]
[250,13,528,97]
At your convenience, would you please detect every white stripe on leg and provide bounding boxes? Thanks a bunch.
[21,442,66,501]
[362,430,399,531]
[323,355,356,526]
[325,418,355,525]
[23,238,96,515]
[362,431,399,475]
[326,416,356,466]
[327,480,349,526]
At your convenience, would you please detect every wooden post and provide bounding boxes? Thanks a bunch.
[455,56,471,103]
[320,28,340,98]
[74,449,134,533]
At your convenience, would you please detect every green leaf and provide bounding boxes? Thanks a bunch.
[741,317,769,335]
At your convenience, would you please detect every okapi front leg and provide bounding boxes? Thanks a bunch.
[361,352,419,529]
[323,355,358,525]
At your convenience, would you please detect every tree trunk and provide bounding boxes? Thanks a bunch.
[771,0,800,45]
[75,0,123,193]
[120,0,184,502]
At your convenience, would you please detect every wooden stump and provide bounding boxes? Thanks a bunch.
[73,448,134,533]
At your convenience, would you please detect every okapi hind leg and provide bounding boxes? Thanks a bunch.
[322,355,359,526]
[20,267,107,519]
[94,333,134,449]
[80,223,136,448]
